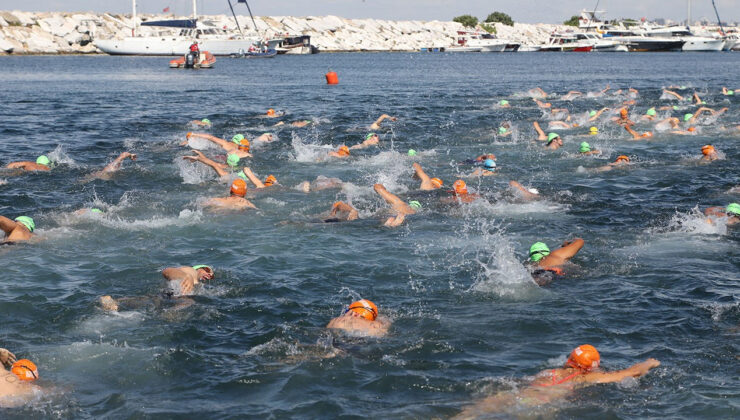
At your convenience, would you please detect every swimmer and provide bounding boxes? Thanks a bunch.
[239,167,277,189]
[545,132,563,150]
[99,265,215,312]
[189,118,211,127]
[326,299,391,338]
[325,201,359,222]
[202,179,257,211]
[0,349,40,408]
[527,87,547,99]
[613,107,633,127]
[88,151,137,180]
[721,87,735,96]
[5,155,51,172]
[265,108,283,118]
[184,133,254,158]
[508,180,540,201]
[412,163,443,190]
[588,84,611,98]
[374,183,416,226]
[349,132,380,150]
[654,116,680,132]
[498,99,511,108]
[468,159,497,177]
[593,155,631,172]
[561,90,583,101]
[274,120,312,128]
[527,237,584,286]
[74,208,104,216]
[692,92,705,105]
[328,145,350,159]
[182,150,236,179]
[296,176,344,193]
[700,145,719,162]
[624,124,653,140]
[443,179,478,204]
[497,122,512,137]
[547,120,576,130]
[704,203,740,226]
[0,215,35,243]
[532,98,551,109]
[532,121,548,141]
[578,141,600,155]
[639,107,657,122]
[662,89,684,101]
[369,114,397,130]
[455,345,660,418]
[253,133,274,143]
[588,107,609,121]
[688,106,728,124]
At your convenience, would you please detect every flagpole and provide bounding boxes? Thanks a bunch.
[132,0,137,36]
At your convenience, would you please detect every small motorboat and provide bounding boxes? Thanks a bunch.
[169,51,216,69]
[230,48,278,58]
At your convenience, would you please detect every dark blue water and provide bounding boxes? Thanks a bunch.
[0,52,738,418]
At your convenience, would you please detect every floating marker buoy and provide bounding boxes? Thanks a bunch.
[325,71,338,85]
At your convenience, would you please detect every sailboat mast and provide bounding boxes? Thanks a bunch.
[686,0,691,28]
[132,0,137,36]
[712,0,725,35]
[193,0,197,20]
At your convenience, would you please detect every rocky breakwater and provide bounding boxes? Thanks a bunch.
[0,10,564,54]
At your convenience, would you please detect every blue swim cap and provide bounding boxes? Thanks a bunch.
[483,159,496,169]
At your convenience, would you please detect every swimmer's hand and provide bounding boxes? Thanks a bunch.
[634,358,660,375]
[0,348,17,369]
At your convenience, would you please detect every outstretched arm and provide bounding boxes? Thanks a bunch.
[183,151,228,178]
[549,238,584,260]
[601,84,611,94]
[101,152,136,173]
[582,358,660,384]
[589,107,609,121]
[692,93,702,105]
[533,98,551,108]
[330,201,359,221]
[663,89,683,100]
[412,163,435,190]
[369,114,397,130]
[241,167,265,188]
[187,133,232,150]
[509,181,539,201]
[383,212,406,227]
[533,121,547,141]
[0,215,19,235]
[373,183,415,215]
[624,124,651,140]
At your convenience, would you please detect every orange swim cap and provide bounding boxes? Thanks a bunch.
[431,177,443,188]
[566,344,600,371]
[453,179,468,195]
[239,138,250,152]
[230,179,247,197]
[338,145,350,156]
[267,108,275,116]
[186,132,193,139]
[616,155,630,163]
[11,359,38,381]
[687,126,696,132]
[347,299,378,321]
[264,175,277,186]
[701,145,715,155]
[620,108,628,117]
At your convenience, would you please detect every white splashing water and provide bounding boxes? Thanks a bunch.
[47,145,77,167]
[649,207,728,236]
[175,157,219,184]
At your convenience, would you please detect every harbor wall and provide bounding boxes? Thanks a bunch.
[0,10,567,54]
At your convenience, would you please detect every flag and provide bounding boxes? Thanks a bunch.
[163,7,170,13]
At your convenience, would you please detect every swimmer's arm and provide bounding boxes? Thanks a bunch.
[601,84,610,94]
[374,184,415,215]
[412,163,433,187]
[189,133,231,149]
[101,152,136,173]
[241,167,265,188]
[704,207,725,217]
[549,238,584,260]
[581,359,660,384]
[663,89,683,100]
[183,153,228,178]
[692,93,702,105]
[6,161,33,169]
[589,107,609,121]
[533,121,547,141]
[0,348,17,369]
[0,215,20,235]
[548,121,570,129]
[629,88,639,94]
[533,98,551,108]
[383,212,405,227]
[331,202,358,220]
[243,199,258,209]
[624,125,644,140]
[369,114,396,130]
[255,133,273,142]
[509,181,539,200]
[162,267,189,282]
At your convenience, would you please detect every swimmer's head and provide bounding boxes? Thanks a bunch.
[365,132,377,141]
[701,145,715,156]
[726,203,740,217]
[646,108,656,116]
[192,265,214,280]
[499,100,509,106]
[238,138,250,152]
[408,200,422,210]
[588,127,598,135]
[226,153,240,168]
[14,216,35,233]
[687,126,696,132]
[498,126,508,135]
[266,108,275,116]
[230,179,247,197]
[431,177,443,188]
[407,149,417,156]
[683,113,693,122]
[588,110,597,117]
[566,344,600,371]
[346,299,378,321]
[453,179,468,195]
[620,108,628,118]
[90,208,103,214]
[615,155,630,163]
[264,175,277,186]
[483,159,496,170]
[337,145,350,156]
[201,118,211,124]
[231,134,245,144]
[673,105,679,111]
[11,359,38,381]
[579,142,591,153]
[546,133,560,145]
[529,242,550,262]
[727,90,735,96]
[36,155,50,166]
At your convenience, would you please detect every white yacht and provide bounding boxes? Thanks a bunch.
[448,30,507,52]
[643,26,725,51]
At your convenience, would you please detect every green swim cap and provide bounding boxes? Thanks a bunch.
[727,90,734,96]
[680,86,686,89]
[579,142,591,153]
[14,216,35,233]
[726,203,740,217]
[547,133,560,144]
[683,113,693,122]
[201,118,211,124]
[701,101,706,105]
[90,208,103,214]
[192,265,213,274]
[408,200,422,210]
[673,105,679,111]
[226,153,240,167]
[646,108,656,116]
[365,132,376,141]
[407,149,417,156]
[237,171,247,180]
[499,100,509,106]
[588,110,597,117]
[498,126,508,135]
[231,134,245,144]
[529,242,550,262]
[36,155,50,166]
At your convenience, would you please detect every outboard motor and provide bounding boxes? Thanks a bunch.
[185,52,196,68]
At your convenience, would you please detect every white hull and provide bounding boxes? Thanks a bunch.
[479,43,507,52]
[447,46,483,52]
[95,37,258,56]
[681,37,725,51]
[518,45,541,52]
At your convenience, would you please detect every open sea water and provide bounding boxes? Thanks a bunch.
[0,52,738,419]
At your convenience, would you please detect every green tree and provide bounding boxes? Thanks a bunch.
[453,14,478,28]
[485,12,514,26]
[563,15,580,27]
[480,23,496,34]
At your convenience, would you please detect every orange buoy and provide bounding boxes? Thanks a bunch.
[325,71,339,85]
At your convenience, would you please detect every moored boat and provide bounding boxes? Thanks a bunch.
[169,50,216,68]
